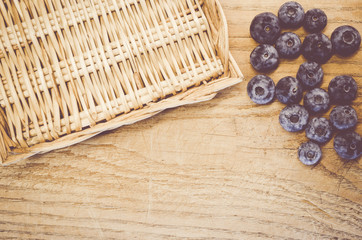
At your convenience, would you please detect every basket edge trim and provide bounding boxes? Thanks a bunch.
[2,66,243,166]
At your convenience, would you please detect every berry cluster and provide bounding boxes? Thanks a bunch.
[247,1,361,165]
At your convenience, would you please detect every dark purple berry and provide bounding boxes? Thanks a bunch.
[334,131,361,160]
[302,33,333,64]
[276,76,303,105]
[297,62,324,89]
[330,105,358,130]
[275,32,302,59]
[250,44,280,72]
[247,75,275,105]
[305,117,333,144]
[332,25,361,57]
[278,1,305,29]
[279,104,309,132]
[328,75,358,104]
[303,88,330,114]
[298,141,322,165]
[304,9,327,33]
[250,12,281,44]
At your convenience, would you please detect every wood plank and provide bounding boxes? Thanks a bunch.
[0,0,361,239]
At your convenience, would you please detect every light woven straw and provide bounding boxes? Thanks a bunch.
[0,0,243,165]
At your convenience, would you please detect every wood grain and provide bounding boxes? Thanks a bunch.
[0,0,361,239]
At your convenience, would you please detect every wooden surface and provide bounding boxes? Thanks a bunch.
[0,0,361,239]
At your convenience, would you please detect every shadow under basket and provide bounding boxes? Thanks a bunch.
[0,0,243,165]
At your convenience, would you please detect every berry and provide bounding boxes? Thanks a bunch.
[276,76,303,105]
[298,141,322,165]
[275,32,302,59]
[330,105,358,130]
[305,117,333,144]
[334,131,361,160]
[328,75,358,104]
[247,75,275,104]
[250,44,280,72]
[250,12,281,44]
[302,33,333,64]
[279,104,309,132]
[278,1,305,28]
[304,9,327,33]
[331,25,361,57]
[296,62,324,89]
[303,88,330,114]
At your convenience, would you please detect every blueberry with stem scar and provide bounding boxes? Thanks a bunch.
[303,88,330,114]
[334,131,361,160]
[278,1,305,29]
[330,105,358,130]
[305,117,333,144]
[275,32,302,59]
[304,9,327,33]
[296,62,324,89]
[279,104,309,132]
[328,75,358,104]
[332,25,361,57]
[302,33,333,64]
[250,12,281,44]
[247,75,275,105]
[276,76,303,105]
[298,141,322,165]
[250,44,280,72]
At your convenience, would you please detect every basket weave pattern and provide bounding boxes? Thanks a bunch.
[0,0,242,164]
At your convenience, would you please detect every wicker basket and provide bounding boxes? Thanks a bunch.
[0,0,243,165]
